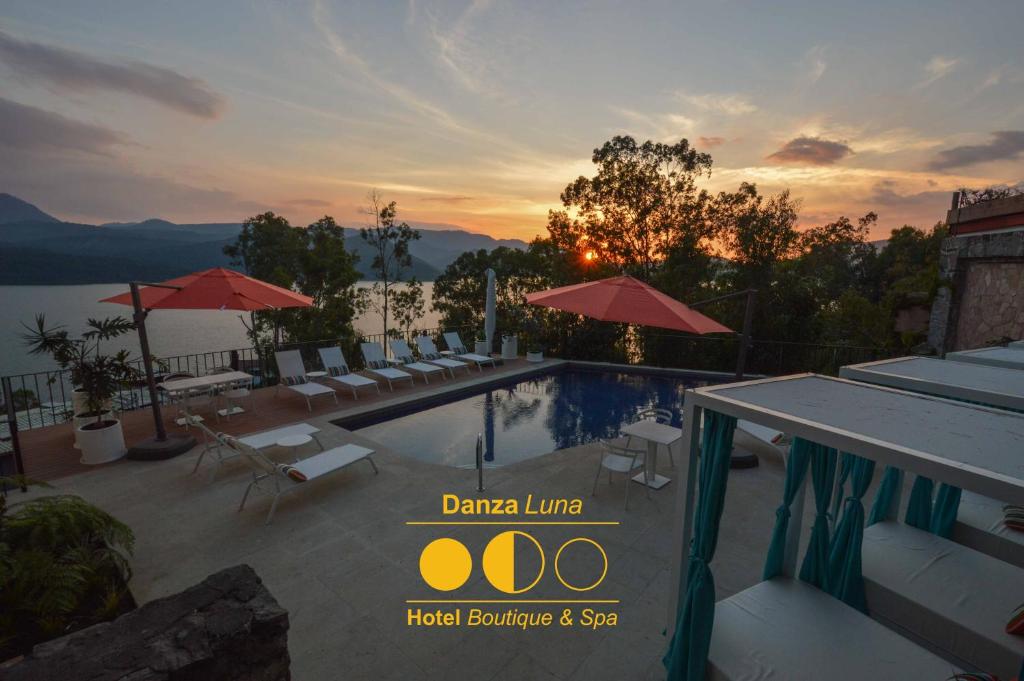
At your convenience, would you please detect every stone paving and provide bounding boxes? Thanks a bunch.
[15,375,803,681]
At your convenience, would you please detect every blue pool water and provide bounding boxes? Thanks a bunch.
[344,369,717,468]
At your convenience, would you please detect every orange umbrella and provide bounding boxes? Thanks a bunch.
[101,268,313,459]
[525,276,731,334]
[100,267,313,310]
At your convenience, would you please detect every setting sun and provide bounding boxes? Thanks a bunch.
[584,250,596,262]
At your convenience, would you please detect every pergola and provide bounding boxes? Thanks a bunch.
[946,345,1024,369]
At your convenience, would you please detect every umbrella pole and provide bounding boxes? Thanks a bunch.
[131,283,166,441]
[125,281,196,460]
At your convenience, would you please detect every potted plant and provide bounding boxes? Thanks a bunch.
[474,332,490,357]
[22,315,139,464]
[526,344,544,363]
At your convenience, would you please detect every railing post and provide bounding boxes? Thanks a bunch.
[476,432,484,493]
[1,376,28,489]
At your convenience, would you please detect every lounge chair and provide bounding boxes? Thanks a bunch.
[360,342,414,391]
[237,441,377,524]
[190,420,323,480]
[442,332,496,370]
[318,346,379,399]
[415,335,471,377]
[388,339,447,383]
[274,350,337,412]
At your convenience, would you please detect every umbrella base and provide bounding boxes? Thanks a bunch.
[729,451,760,469]
[127,433,197,461]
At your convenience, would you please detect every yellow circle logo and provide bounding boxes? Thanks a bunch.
[419,538,472,591]
[554,538,608,592]
[482,530,545,594]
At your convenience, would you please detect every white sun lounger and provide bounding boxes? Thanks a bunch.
[952,490,1024,569]
[862,520,1024,679]
[274,350,337,412]
[318,346,379,399]
[443,332,496,370]
[237,442,377,524]
[415,335,471,377]
[190,421,323,480]
[388,339,447,383]
[734,419,789,462]
[360,342,414,391]
[708,577,961,680]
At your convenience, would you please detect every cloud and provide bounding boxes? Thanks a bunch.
[677,92,756,115]
[766,136,854,165]
[282,198,331,207]
[803,45,827,84]
[0,30,224,118]
[915,55,959,89]
[928,130,1024,170]
[699,136,726,148]
[0,97,128,155]
[419,195,475,204]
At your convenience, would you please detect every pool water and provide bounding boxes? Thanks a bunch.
[347,369,715,468]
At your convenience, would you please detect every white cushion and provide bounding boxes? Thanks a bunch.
[329,373,377,388]
[404,361,443,374]
[863,520,1024,679]
[458,352,494,364]
[708,578,958,680]
[369,367,412,381]
[953,490,1024,569]
[428,358,468,369]
[291,444,374,480]
[238,423,319,450]
[285,381,335,397]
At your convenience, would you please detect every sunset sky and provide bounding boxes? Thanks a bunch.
[2,0,1023,240]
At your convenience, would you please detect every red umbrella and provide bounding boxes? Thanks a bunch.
[101,268,313,458]
[525,275,731,334]
[100,267,313,310]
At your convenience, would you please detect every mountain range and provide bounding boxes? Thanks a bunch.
[0,194,527,285]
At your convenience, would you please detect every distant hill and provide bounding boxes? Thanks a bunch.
[0,194,59,224]
[0,194,526,285]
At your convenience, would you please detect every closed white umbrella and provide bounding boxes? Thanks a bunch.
[484,268,496,354]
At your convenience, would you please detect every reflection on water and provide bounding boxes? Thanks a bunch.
[354,370,710,467]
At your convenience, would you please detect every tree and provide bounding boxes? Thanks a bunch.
[359,191,423,341]
[224,212,364,347]
[715,182,801,288]
[546,136,715,280]
[391,278,426,338]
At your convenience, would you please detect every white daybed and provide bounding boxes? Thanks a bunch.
[946,345,1024,369]
[670,374,1024,679]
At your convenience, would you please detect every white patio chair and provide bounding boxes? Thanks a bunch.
[442,332,496,370]
[237,442,378,524]
[592,439,648,510]
[415,335,471,377]
[274,350,337,412]
[360,342,415,391]
[318,346,379,399]
[625,407,675,467]
[213,372,255,420]
[389,339,447,384]
[177,386,219,429]
[190,420,324,481]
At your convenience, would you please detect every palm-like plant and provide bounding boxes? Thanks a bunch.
[21,315,140,425]
[0,480,135,659]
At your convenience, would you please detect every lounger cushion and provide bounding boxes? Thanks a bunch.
[953,491,1024,569]
[286,381,335,397]
[370,367,412,381]
[458,352,494,364]
[291,444,374,480]
[404,361,443,373]
[862,521,1024,679]
[429,357,467,369]
[330,373,376,387]
[708,577,957,680]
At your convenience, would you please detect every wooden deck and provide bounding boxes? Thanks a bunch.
[18,358,547,481]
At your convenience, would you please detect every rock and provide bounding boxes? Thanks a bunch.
[0,565,290,681]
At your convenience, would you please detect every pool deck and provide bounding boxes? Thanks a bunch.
[9,360,799,680]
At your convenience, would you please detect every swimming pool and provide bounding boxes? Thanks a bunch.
[341,369,717,468]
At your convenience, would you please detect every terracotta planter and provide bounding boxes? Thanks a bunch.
[76,418,127,465]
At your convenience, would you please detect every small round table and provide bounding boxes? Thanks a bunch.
[277,433,313,462]
[306,371,327,381]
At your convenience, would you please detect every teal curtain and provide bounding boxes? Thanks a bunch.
[930,484,962,538]
[867,466,901,526]
[904,475,934,530]
[828,454,875,612]
[798,441,837,591]
[663,410,737,681]
[762,439,811,579]
[830,452,853,525]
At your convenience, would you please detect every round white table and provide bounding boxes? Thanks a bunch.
[277,433,313,462]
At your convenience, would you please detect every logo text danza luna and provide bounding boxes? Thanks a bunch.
[443,493,584,515]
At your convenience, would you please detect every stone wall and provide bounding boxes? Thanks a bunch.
[0,564,290,681]
[927,228,1024,352]
[954,260,1024,349]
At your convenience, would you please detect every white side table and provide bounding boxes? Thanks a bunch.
[277,433,313,462]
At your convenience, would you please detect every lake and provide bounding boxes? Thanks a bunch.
[0,282,439,377]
